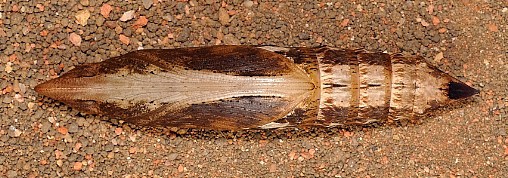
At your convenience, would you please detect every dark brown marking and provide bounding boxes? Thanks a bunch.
[387,108,415,123]
[358,52,391,66]
[275,47,325,64]
[319,106,392,125]
[391,54,417,65]
[273,47,323,84]
[272,108,306,125]
[320,49,359,65]
[321,106,349,124]
[357,106,389,123]
[122,96,292,130]
[136,46,294,76]
[59,99,148,119]
[36,55,153,86]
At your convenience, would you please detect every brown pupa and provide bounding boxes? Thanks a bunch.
[35,46,479,130]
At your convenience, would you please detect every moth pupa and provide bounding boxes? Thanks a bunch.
[35,46,479,130]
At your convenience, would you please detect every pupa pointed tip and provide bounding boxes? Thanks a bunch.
[448,81,480,99]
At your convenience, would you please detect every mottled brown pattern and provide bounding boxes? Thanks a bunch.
[61,99,149,119]
[319,106,349,124]
[35,45,479,130]
[135,46,295,76]
[358,52,392,66]
[320,49,360,65]
[126,96,292,130]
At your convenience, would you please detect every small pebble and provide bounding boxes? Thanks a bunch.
[100,4,113,18]
[132,16,148,29]
[167,153,178,160]
[223,34,241,45]
[218,8,230,25]
[69,33,82,46]
[176,28,190,42]
[421,20,430,27]
[57,127,68,135]
[4,62,12,73]
[73,162,83,171]
[27,102,35,109]
[96,16,105,26]
[142,0,153,9]
[120,10,136,22]
[80,0,89,6]
[12,81,20,93]
[243,1,254,8]
[75,10,90,26]
[41,122,51,133]
[487,23,498,32]
[119,34,130,45]
[9,126,22,137]
[7,170,17,178]
[68,123,79,133]
[2,96,12,103]
[129,147,137,154]
[434,52,444,62]
[162,15,173,22]
[76,117,86,126]
[438,28,447,33]
[340,19,350,27]
[48,117,55,124]
[56,160,63,167]
[115,127,123,135]
[299,33,310,40]
[18,83,26,94]
[432,16,440,26]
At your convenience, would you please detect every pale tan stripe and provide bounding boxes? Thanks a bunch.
[320,66,334,84]
[364,65,386,85]
[359,64,369,108]
[384,59,392,111]
[317,62,352,119]
[49,64,314,111]
[331,87,351,107]
[317,63,331,119]
[332,65,351,86]
[359,65,387,108]
[256,46,290,53]
[258,122,290,129]
[364,87,386,107]
[331,65,351,107]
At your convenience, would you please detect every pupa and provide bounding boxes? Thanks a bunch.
[35,46,479,130]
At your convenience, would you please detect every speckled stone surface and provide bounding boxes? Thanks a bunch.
[0,1,507,177]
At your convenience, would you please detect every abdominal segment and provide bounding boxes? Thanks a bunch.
[264,47,476,128]
[317,50,392,126]
[35,46,478,130]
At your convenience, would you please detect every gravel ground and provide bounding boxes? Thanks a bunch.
[1,0,507,177]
